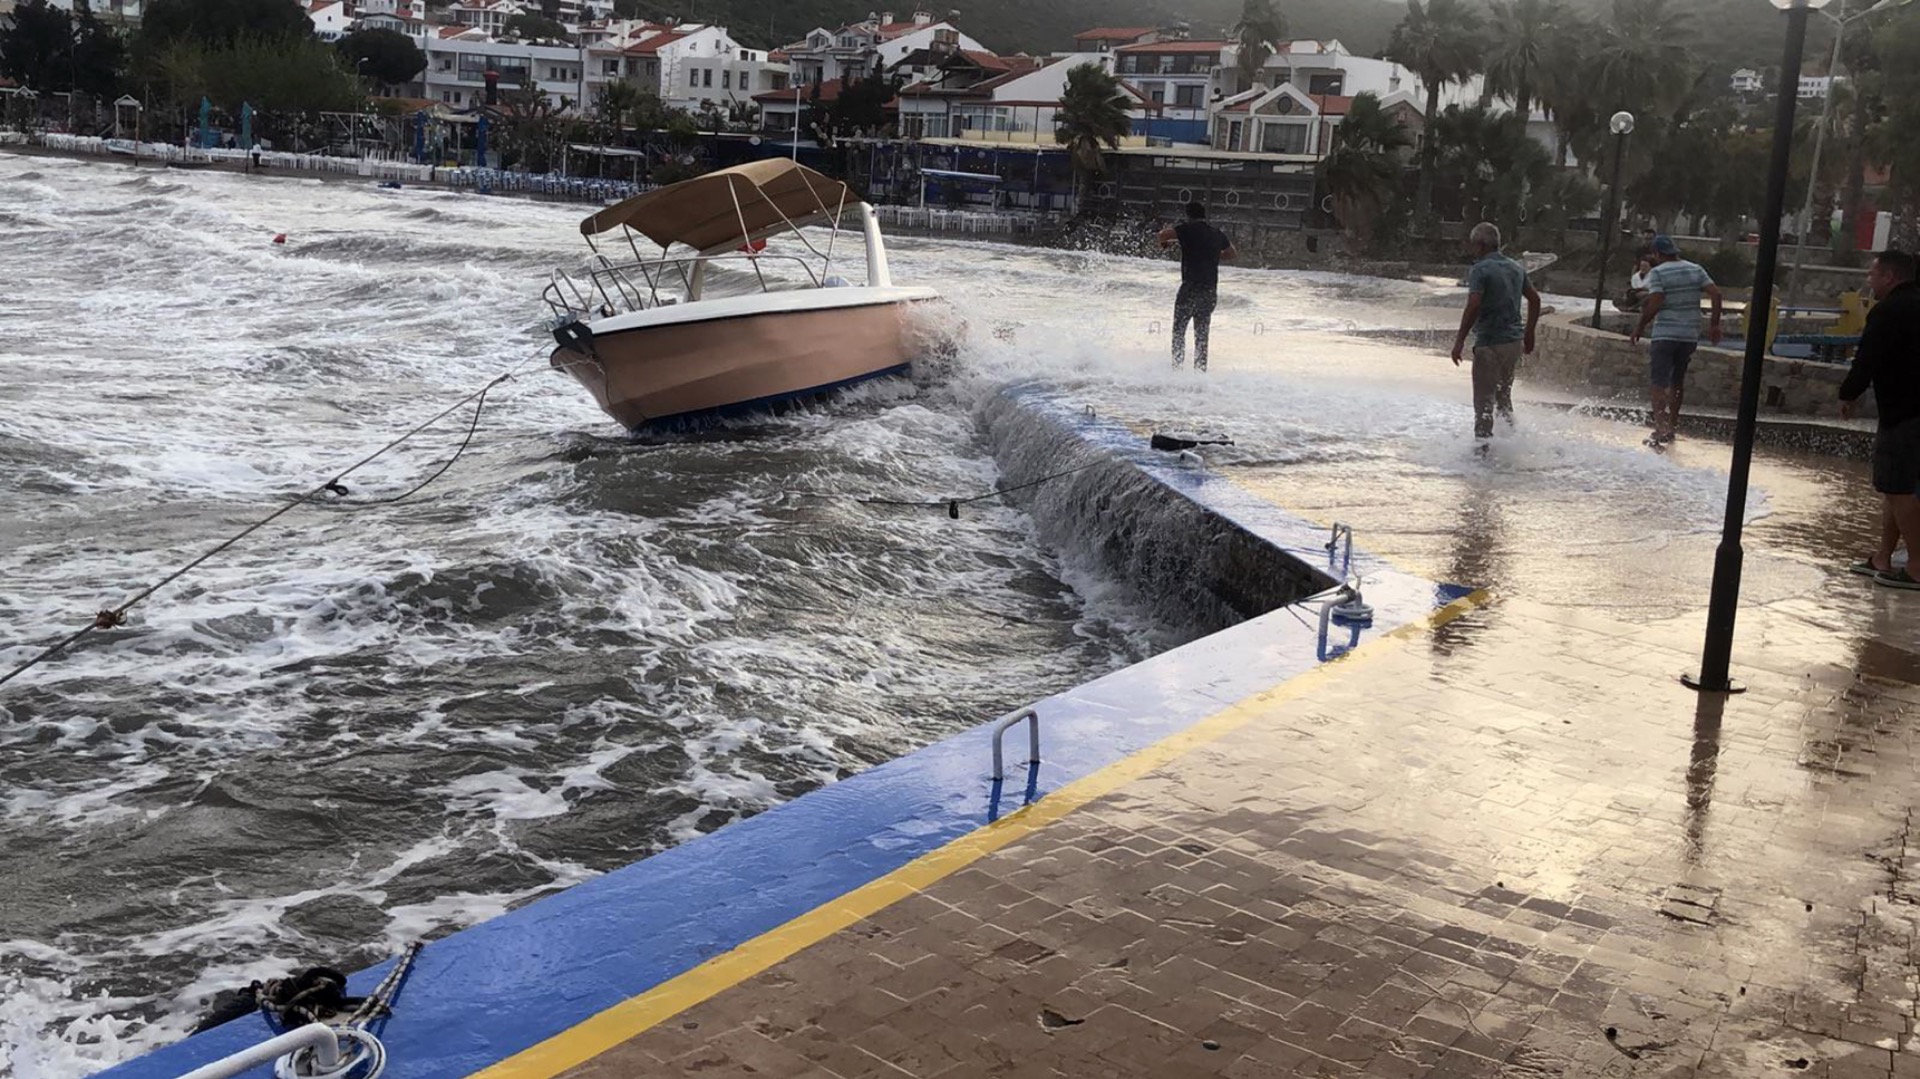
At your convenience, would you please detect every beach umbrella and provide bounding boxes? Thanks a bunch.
[474,113,488,169]
[197,96,211,149]
[240,102,253,151]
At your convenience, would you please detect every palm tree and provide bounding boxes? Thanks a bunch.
[1385,0,1483,227]
[1535,13,1598,166]
[1234,0,1288,89]
[1484,0,1563,120]
[1587,0,1695,119]
[1318,91,1412,246]
[1429,103,1549,234]
[1055,62,1131,211]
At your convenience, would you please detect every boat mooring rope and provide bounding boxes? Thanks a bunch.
[848,461,1106,518]
[0,359,537,691]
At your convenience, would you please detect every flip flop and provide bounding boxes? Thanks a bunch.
[1875,569,1920,591]
[1851,559,1888,576]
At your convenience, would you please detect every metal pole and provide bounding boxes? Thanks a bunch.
[1785,11,1845,309]
[1685,0,1813,695]
[1591,131,1630,328]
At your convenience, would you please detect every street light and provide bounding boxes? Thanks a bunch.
[1783,0,1915,308]
[1685,0,1830,694]
[1590,109,1635,328]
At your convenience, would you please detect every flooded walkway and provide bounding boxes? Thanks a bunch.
[474,355,1920,1079]
[522,590,1920,1079]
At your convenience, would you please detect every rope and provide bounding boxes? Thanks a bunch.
[851,461,1105,516]
[0,372,517,690]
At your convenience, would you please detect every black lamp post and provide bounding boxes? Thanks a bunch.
[1684,0,1823,694]
[1591,109,1635,328]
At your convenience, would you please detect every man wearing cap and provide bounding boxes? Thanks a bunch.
[1630,235,1723,446]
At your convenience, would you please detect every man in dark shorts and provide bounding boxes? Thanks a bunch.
[1158,201,1237,371]
[1840,249,1920,588]
[1630,235,1723,446]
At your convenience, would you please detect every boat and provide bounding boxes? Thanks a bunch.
[541,159,946,433]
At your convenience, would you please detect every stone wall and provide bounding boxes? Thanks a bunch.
[1524,312,1872,422]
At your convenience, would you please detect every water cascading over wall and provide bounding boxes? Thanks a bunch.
[976,384,1337,638]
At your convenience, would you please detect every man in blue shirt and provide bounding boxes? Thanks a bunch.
[1630,235,1724,446]
[1451,222,1542,441]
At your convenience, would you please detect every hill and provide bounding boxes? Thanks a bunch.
[656,0,1811,75]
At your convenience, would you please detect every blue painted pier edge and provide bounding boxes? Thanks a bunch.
[100,384,1465,1079]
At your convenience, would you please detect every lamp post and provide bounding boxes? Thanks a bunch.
[1685,0,1825,694]
[1591,110,1636,328]
[1783,0,1915,308]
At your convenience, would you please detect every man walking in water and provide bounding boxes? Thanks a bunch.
[1841,250,1920,588]
[1159,201,1237,371]
[1630,235,1723,446]
[1451,222,1541,442]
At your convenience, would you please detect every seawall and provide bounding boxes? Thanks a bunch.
[97,385,1456,1079]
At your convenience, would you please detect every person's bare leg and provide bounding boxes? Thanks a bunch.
[1875,500,1900,572]
[1890,494,1920,577]
[1650,386,1672,441]
[1667,379,1686,441]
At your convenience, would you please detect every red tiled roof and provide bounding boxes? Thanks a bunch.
[1074,27,1154,40]
[876,20,934,38]
[768,49,789,62]
[961,49,1010,72]
[1311,94,1355,116]
[1115,40,1229,54]
[625,30,687,54]
[755,77,845,103]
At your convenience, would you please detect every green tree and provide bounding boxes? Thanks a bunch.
[138,0,309,48]
[1054,61,1131,206]
[1385,0,1483,227]
[1483,0,1563,118]
[70,0,126,99]
[1318,91,1411,246]
[337,27,425,88]
[1234,0,1288,87]
[1534,12,1598,166]
[827,60,895,134]
[0,0,78,91]
[1429,103,1549,235]
[1586,0,1696,120]
[501,12,571,43]
[594,78,641,133]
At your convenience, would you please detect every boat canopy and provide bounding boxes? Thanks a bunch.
[578,159,856,254]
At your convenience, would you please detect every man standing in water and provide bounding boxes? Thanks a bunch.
[1159,201,1237,371]
[1630,235,1723,446]
[1451,222,1541,443]
[1840,250,1920,588]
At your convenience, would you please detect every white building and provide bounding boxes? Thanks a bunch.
[677,47,789,115]
[421,35,587,109]
[784,11,987,87]
[1732,68,1763,94]
[1111,38,1229,143]
[307,0,350,41]
[31,0,143,21]
[1799,74,1839,99]
[894,54,1156,144]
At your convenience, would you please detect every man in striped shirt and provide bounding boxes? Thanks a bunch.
[1629,235,1723,446]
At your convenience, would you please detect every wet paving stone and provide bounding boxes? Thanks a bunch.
[558,597,1920,1078]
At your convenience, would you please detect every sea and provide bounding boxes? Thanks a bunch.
[0,152,1765,1077]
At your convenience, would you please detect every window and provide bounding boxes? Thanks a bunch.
[722,70,731,89]
[1174,83,1203,108]
[703,68,713,87]
[838,35,855,47]
[690,69,700,87]
[1118,55,1138,74]
[1157,55,1174,74]
[1145,83,1164,104]
[603,59,619,75]
[1262,122,1307,154]
[1228,120,1243,151]
[1307,73,1343,96]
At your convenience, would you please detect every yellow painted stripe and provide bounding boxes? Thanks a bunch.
[474,588,1491,1079]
